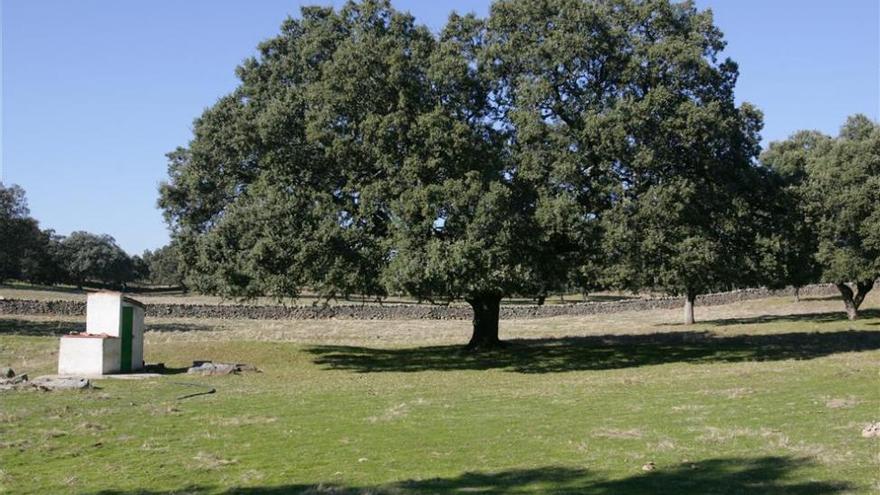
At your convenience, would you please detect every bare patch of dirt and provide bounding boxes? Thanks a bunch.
[139,440,170,453]
[671,404,707,412]
[824,396,860,409]
[591,427,643,439]
[76,422,107,432]
[366,399,429,423]
[695,426,757,443]
[191,451,238,470]
[699,387,754,399]
[209,415,278,427]
[650,438,676,451]
[0,439,29,451]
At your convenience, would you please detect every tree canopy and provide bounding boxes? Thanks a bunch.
[804,116,878,318]
[0,183,64,284]
[58,231,136,289]
[762,115,879,319]
[757,131,828,297]
[161,0,772,344]
[142,242,186,288]
[0,183,34,282]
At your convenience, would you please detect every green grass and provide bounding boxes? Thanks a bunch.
[1,294,878,494]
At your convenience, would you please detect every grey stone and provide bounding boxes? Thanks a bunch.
[30,376,91,391]
[6,374,27,384]
[0,374,29,391]
[187,362,238,376]
[1,374,90,392]
[186,361,260,375]
[234,363,261,373]
[862,422,880,438]
[1,367,14,378]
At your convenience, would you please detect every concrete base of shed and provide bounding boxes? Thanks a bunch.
[57,334,121,375]
[39,373,162,380]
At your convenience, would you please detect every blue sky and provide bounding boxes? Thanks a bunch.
[2,0,878,254]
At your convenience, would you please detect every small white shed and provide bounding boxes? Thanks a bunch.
[58,292,146,375]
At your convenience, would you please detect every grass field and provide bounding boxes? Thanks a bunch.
[1,290,878,494]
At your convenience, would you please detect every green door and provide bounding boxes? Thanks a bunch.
[120,307,133,372]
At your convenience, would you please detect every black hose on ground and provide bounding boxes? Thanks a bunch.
[172,381,216,400]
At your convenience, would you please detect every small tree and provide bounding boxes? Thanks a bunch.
[0,183,64,285]
[0,183,32,282]
[142,242,186,288]
[587,8,767,324]
[799,115,880,319]
[759,131,829,300]
[601,157,771,325]
[19,228,66,286]
[130,255,150,284]
[59,232,135,289]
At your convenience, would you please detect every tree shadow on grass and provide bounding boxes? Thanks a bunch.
[86,457,853,494]
[306,329,880,374]
[691,309,880,327]
[0,318,212,336]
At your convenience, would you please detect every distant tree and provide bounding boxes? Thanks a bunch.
[600,148,772,325]
[759,131,830,300]
[160,0,766,345]
[761,131,830,185]
[59,232,135,289]
[19,228,66,285]
[0,183,32,282]
[142,242,185,288]
[0,183,29,219]
[130,254,150,284]
[797,115,879,319]
[0,183,64,284]
[582,6,767,324]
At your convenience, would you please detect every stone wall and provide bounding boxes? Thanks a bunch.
[0,284,841,321]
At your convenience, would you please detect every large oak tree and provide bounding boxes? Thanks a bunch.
[161,0,767,345]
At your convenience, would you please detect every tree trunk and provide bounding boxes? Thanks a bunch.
[794,286,800,303]
[836,280,876,321]
[465,294,502,349]
[684,291,696,325]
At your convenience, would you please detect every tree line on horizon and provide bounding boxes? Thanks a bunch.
[0,186,184,291]
[155,0,878,348]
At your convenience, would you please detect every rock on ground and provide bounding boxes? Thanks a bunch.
[0,374,90,392]
[187,361,261,376]
[30,376,91,391]
[862,422,880,438]
[0,374,29,391]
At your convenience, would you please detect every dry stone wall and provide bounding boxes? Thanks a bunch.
[0,284,840,321]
